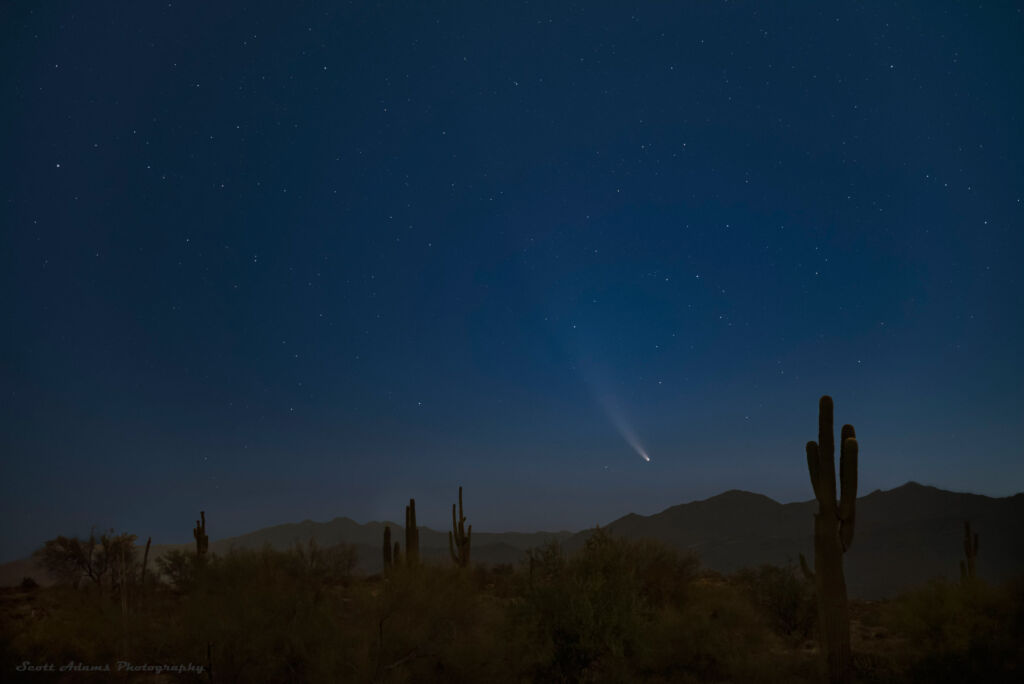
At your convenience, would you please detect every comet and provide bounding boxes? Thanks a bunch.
[568,351,652,464]
[597,391,652,463]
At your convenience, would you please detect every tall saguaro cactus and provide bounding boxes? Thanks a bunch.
[405,499,419,566]
[960,520,979,582]
[449,486,472,568]
[382,525,393,570]
[193,511,209,560]
[805,395,858,684]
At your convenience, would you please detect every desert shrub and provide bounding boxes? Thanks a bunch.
[166,544,362,683]
[629,537,700,607]
[881,577,1024,683]
[158,542,515,683]
[289,538,358,586]
[525,539,567,586]
[733,563,817,643]
[154,548,197,591]
[471,562,520,598]
[509,529,766,682]
[510,530,646,681]
[363,563,513,683]
[7,585,127,666]
[15,528,1022,683]
[638,578,798,683]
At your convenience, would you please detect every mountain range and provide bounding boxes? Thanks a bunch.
[4,482,1022,598]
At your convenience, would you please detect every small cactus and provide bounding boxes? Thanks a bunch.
[404,499,419,565]
[448,486,472,568]
[193,511,209,559]
[382,526,392,570]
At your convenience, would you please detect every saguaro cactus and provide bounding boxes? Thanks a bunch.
[960,520,979,582]
[382,526,393,570]
[405,499,419,566]
[193,511,209,559]
[449,486,472,568]
[805,395,857,684]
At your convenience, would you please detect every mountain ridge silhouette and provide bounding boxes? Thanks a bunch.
[4,481,1021,598]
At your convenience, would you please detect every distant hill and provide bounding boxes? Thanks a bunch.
[3,482,1022,598]
[204,517,575,558]
[566,482,1024,598]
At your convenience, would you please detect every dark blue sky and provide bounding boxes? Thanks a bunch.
[2,2,1022,561]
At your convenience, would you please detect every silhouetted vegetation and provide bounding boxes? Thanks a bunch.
[805,395,859,684]
[448,485,471,568]
[734,562,817,645]
[881,576,1024,683]
[192,511,209,561]
[404,498,419,567]
[4,526,1022,682]
[33,529,138,592]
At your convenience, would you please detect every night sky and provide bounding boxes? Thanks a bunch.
[2,2,1022,562]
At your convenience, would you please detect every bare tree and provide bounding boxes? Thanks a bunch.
[34,529,138,593]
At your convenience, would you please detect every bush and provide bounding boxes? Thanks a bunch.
[9,526,1021,684]
[365,564,513,683]
[511,530,646,680]
[883,577,1024,683]
[169,545,360,683]
[289,538,358,586]
[509,529,779,682]
[8,585,127,665]
[155,548,197,591]
[32,530,138,593]
[734,563,817,643]
[639,580,792,683]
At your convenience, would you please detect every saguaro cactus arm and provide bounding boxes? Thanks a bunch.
[838,426,858,552]
[806,442,822,503]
